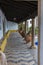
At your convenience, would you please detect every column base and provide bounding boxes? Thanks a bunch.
[32,46,36,49]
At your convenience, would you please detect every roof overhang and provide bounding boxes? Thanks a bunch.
[0,0,38,23]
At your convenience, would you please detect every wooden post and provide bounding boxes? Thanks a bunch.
[25,21,28,34]
[25,21,26,34]
[38,0,41,65]
[3,17,5,36]
[26,21,28,33]
[32,18,35,47]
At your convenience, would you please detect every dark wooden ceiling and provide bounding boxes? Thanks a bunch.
[0,0,38,23]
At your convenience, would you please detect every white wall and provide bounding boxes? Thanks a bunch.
[27,19,32,28]
[35,16,38,27]
[0,9,6,39]
[7,21,18,30]
[0,9,8,39]
[0,9,18,39]
[5,18,8,32]
[40,0,43,65]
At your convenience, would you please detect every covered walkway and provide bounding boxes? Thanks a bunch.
[0,1,38,65]
[4,32,37,65]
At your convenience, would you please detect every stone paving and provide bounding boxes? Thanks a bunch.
[4,32,37,65]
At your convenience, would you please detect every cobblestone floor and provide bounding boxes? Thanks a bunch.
[4,32,38,65]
